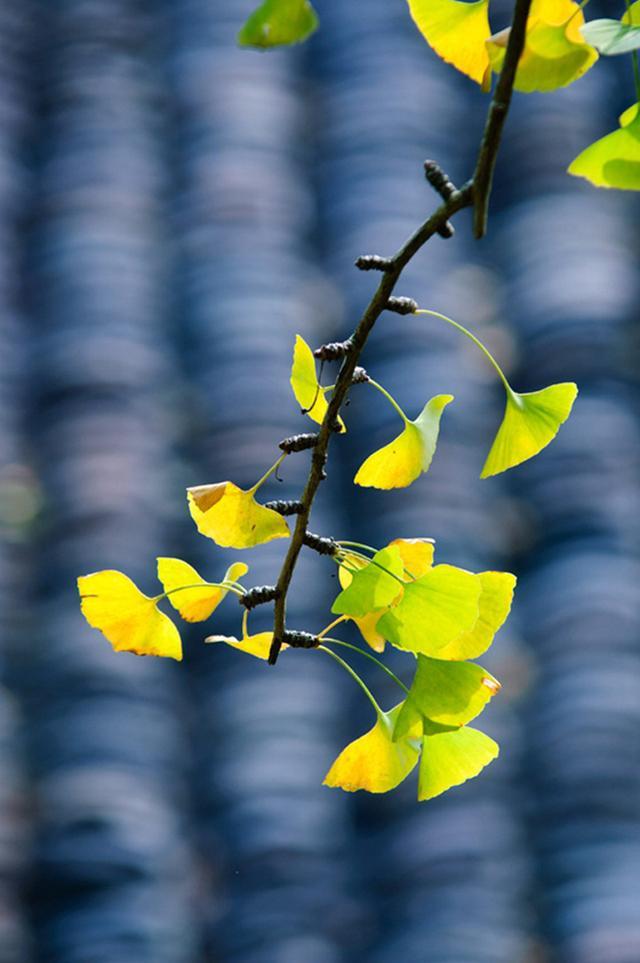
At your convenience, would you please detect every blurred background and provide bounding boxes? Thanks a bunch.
[0,0,638,960]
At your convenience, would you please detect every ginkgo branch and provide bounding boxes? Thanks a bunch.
[269,0,532,664]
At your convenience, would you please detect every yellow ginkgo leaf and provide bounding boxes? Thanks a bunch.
[323,704,422,794]
[290,335,345,431]
[206,631,283,660]
[187,481,290,549]
[436,570,516,660]
[157,558,248,623]
[355,395,453,489]
[481,383,578,478]
[568,106,640,190]
[487,0,598,93]
[78,570,182,661]
[418,725,499,800]
[407,0,492,88]
[390,537,435,579]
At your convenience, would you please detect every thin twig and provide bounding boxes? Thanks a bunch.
[268,0,532,664]
[472,0,533,238]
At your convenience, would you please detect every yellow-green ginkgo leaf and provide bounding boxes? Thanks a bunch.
[436,570,516,661]
[418,725,499,800]
[395,656,501,740]
[568,106,640,190]
[290,335,345,431]
[157,558,248,623]
[481,383,578,479]
[323,703,421,794]
[487,0,598,93]
[187,481,290,549]
[332,546,404,618]
[355,395,453,490]
[407,0,492,88]
[78,570,182,661]
[206,631,284,661]
[238,0,319,48]
[378,564,481,656]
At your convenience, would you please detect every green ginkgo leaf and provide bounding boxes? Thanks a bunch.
[581,2,640,55]
[323,703,422,794]
[238,0,319,48]
[394,656,501,740]
[355,395,453,489]
[436,570,516,661]
[418,726,499,800]
[568,106,640,191]
[481,383,578,478]
[332,546,404,618]
[581,19,640,55]
[378,564,481,656]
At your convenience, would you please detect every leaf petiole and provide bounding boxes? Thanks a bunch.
[322,637,410,696]
[367,379,409,422]
[416,309,513,395]
[250,452,289,494]
[317,644,382,715]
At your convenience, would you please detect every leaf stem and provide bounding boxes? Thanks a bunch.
[250,452,288,494]
[337,549,407,585]
[317,615,348,639]
[158,581,243,601]
[317,644,382,715]
[367,379,409,422]
[416,309,513,395]
[337,540,378,555]
[322,638,410,696]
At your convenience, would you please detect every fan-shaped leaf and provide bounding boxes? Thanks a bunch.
[355,394,453,489]
[481,383,578,478]
[206,631,281,660]
[290,335,345,431]
[436,570,516,660]
[187,481,290,549]
[157,558,248,623]
[78,571,182,661]
[378,564,481,656]
[407,0,492,88]
[238,0,319,48]
[332,546,404,617]
[395,656,500,740]
[418,726,499,800]
[568,107,640,190]
[487,0,597,93]
[323,704,421,794]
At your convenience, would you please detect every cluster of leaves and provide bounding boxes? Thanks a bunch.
[79,313,576,799]
[239,0,640,191]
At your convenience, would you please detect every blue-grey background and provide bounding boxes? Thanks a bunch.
[0,1,638,960]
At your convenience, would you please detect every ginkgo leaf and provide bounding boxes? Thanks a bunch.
[418,726,498,800]
[581,2,640,56]
[389,537,435,579]
[487,0,598,93]
[395,656,500,740]
[436,570,516,661]
[332,546,404,617]
[238,0,319,48]
[323,703,421,794]
[336,538,435,652]
[568,107,640,190]
[78,570,182,661]
[378,564,481,656]
[481,383,578,478]
[407,0,492,88]
[290,335,345,431]
[354,395,453,489]
[157,558,248,623]
[206,631,282,660]
[187,481,290,549]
